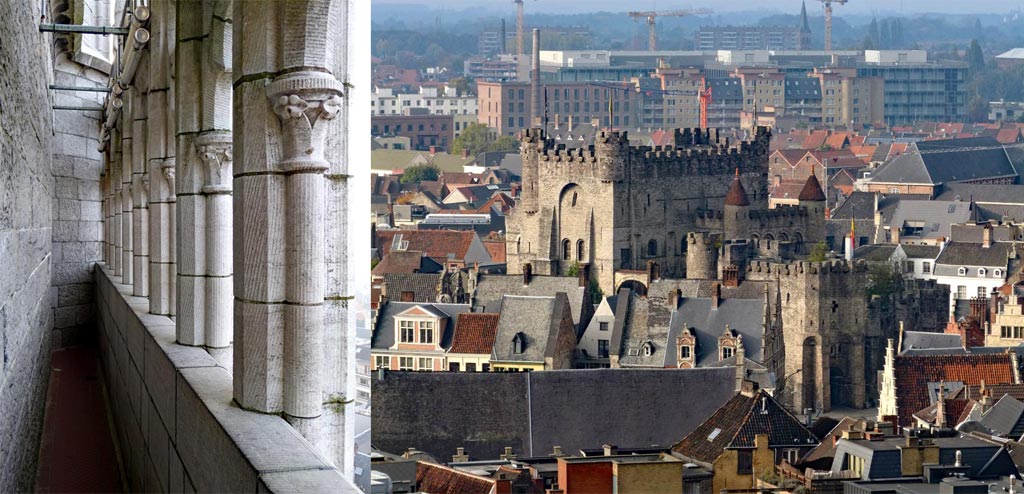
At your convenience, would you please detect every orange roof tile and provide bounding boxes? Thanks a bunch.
[482,240,506,264]
[416,462,495,494]
[449,313,500,354]
[893,353,1017,426]
[376,230,477,264]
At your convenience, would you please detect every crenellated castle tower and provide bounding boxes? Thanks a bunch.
[507,126,773,294]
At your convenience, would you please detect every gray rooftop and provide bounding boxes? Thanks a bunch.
[371,368,737,461]
[473,274,591,332]
[870,137,1020,186]
[887,200,973,241]
[934,241,1014,272]
[371,301,472,350]
[490,294,570,363]
[901,331,963,352]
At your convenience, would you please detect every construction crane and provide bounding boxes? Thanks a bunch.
[628,9,713,52]
[513,0,536,59]
[816,0,848,51]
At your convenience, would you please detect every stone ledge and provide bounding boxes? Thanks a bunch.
[95,265,359,493]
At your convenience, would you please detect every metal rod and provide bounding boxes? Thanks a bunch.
[54,105,105,111]
[49,84,111,93]
[39,24,129,35]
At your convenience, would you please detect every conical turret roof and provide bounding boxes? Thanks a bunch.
[798,172,827,202]
[724,169,750,207]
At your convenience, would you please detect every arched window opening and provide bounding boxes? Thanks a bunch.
[562,239,571,260]
[647,239,658,257]
[576,239,585,262]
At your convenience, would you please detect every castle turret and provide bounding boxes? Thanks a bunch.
[686,232,718,280]
[723,168,751,241]
[798,171,827,244]
[595,131,627,182]
[519,128,544,213]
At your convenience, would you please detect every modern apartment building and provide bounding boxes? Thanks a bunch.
[478,80,637,136]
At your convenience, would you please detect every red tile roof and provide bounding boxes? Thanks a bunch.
[893,353,1017,426]
[482,240,506,264]
[376,230,477,264]
[996,128,1022,144]
[449,313,500,354]
[416,461,495,494]
[372,250,428,276]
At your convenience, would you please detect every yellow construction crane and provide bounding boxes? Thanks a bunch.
[815,0,848,51]
[628,9,713,51]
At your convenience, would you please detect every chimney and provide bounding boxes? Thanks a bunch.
[735,335,746,392]
[668,289,680,310]
[500,446,516,460]
[530,28,541,127]
[453,447,469,463]
[723,265,739,287]
[712,283,721,309]
[568,114,574,132]
[602,444,617,456]
[578,263,590,287]
[429,145,437,156]
[462,148,470,159]
[554,113,560,130]
[523,263,533,286]
[935,381,946,428]
[983,222,992,248]
[552,446,563,457]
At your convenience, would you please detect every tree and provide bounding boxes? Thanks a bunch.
[966,39,985,74]
[967,95,989,123]
[451,123,494,157]
[808,241,829,262]
[867,18,880,49]
[490,135,520,153]
[865,262,902,298]
[400,163,440,183]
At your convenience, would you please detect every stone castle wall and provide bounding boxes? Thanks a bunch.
[0,0,56,490]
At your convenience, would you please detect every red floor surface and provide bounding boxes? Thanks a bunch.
[34,346,123,493]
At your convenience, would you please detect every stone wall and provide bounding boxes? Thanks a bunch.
[0,0,56,490]
[51,55,107,346]
[95,268,356,492]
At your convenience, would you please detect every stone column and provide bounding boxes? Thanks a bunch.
[132,58,150,297]
[234,0,351,474]
[147,0,177,316]
[111,129,123,277]
[121,100,134,287]
[176,0,233,361]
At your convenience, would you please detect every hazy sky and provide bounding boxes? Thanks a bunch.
[372,0,1024,15]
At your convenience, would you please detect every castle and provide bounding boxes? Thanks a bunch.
[505,126,826,295]
[504,126,948,413]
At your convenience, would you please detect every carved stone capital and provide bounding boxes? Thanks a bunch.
[266,71,345,173]
[160,158,176,194]
[194,131,233,193]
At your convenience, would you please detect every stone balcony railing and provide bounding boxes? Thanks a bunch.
[95,266,360,493]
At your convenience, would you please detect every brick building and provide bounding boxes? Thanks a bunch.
[371,112,455,151]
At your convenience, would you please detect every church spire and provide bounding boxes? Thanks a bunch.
[800,0,811,33]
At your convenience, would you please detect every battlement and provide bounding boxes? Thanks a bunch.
[523,126,771,181]
[687,231,716,245]
[747,258,869,276]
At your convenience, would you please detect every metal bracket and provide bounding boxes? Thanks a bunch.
[39,24,129,35]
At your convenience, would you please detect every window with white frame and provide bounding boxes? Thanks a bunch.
[722,346,734,360]
[957,285,967,299]
[399,320,414,343]
[995,268,1003,278]
[922,262,931,274]
[957,267,966,276]
[978,268,987,277]
[419,320,434,344]
[375,355,389,369]
[417,357,432,370]
[399,357,413,370]
[978,286,987,298]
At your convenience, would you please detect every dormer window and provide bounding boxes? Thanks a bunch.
[957,267,966,276]
[643,341,654,357]
[722,346,734,360]
[512,333,526,354]
[419,320,434,344]
[995,268,1003,278]
[979,268,987,277]
[679,345,691,359]
[399,320,414,343]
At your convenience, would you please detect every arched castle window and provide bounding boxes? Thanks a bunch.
[576,240,585,262]
[562,239,571,260]
[647,239,658,257]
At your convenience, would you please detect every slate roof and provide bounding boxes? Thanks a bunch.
[671,297,767,367]
[901,330,963,351]
[371,368,737,461]
[473,274,589,330]
[901,244,941,259]
[371,301,472,350]
[966,383,1024,402]
[853,244,897,262]
[448,313,500,355]
[979,394,1024,439]
[887,200,973,240]
[416,462,495,494]
[830,191,916,221]
[491,294,570,363]
[892,353,1018,426]
[934,241,1014,270]
[672,389,817,464]
[381,273,442,303]
[935,183,1024,205]
[870,137,1020,186]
